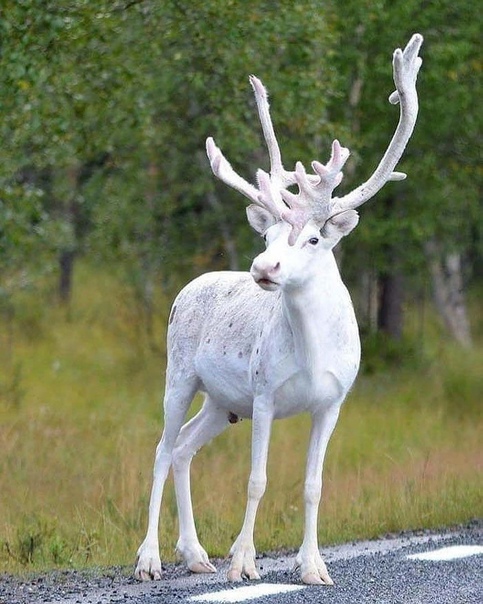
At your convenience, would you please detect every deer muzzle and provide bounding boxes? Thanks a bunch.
[250,256,281,291]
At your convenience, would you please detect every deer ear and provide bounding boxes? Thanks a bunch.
[246,205,277,235]
[321,210,359,240]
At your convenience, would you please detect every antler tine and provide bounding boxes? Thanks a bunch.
[331,33,423,214]
[206,76,292,220]
[256,168,291,218]
[206,136,261,205]
[249,75,295,189]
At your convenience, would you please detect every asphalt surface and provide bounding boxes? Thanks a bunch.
[1,520,481,604]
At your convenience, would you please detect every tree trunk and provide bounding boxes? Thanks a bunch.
[58,166,82,304]
[357,268,379,333]
[378,270,404,340]
[377,195,405,340]
[424,239,472,347]
[59,249,76,304]
[57,157,108,304]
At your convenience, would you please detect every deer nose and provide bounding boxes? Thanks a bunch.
[264,261,280,275]
[250,257,281,284]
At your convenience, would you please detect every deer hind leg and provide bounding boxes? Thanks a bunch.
[172,396,230,574]
[135,378,199,581]
[228,401,273,582]
[294,404,340,586]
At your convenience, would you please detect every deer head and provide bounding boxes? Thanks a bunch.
[206,33,423,267]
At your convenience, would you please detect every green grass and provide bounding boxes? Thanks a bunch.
[0,263,481,574]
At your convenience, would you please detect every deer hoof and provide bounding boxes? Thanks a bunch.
[295,550,334,586]
[176,541,216,574]
[227,567,261,582]
[134,553,162,581]
[188,560,217,574]
[301,570,333,585]
[136,568,162,581]
[243,567,261,581]
[227,568,243,582]
[228,542,260,582]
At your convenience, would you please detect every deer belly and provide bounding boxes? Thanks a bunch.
[195,351,254,417]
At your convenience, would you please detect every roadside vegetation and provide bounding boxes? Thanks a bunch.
[1,264,481,574]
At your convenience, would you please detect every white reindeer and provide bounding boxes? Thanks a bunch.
[135,34,423,585]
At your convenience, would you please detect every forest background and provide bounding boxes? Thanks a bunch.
[0,0,481,573]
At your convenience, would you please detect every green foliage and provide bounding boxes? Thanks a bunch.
[0,185,50,288]
[359,331,424,375]
[0,0,480,311]
[6,516,61,566]
[331,0,481,275]
[0,1,337,280]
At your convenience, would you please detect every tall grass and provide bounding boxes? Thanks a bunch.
[0,264,481,573]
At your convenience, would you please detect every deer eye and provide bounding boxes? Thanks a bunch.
[308,237,319,246]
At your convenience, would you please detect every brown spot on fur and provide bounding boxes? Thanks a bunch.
[228,412,239,424]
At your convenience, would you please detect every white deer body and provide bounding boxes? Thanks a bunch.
[170,249,359,423]
[135,35,423,585]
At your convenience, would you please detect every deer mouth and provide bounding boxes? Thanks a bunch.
[255,277,279,290]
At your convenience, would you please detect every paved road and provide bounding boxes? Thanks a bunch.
[1,522,481,603]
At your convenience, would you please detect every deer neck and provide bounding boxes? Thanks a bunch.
[281,253,350,372]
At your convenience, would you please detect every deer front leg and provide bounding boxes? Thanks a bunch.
[228,402,273,582]
[295,405,340,585]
